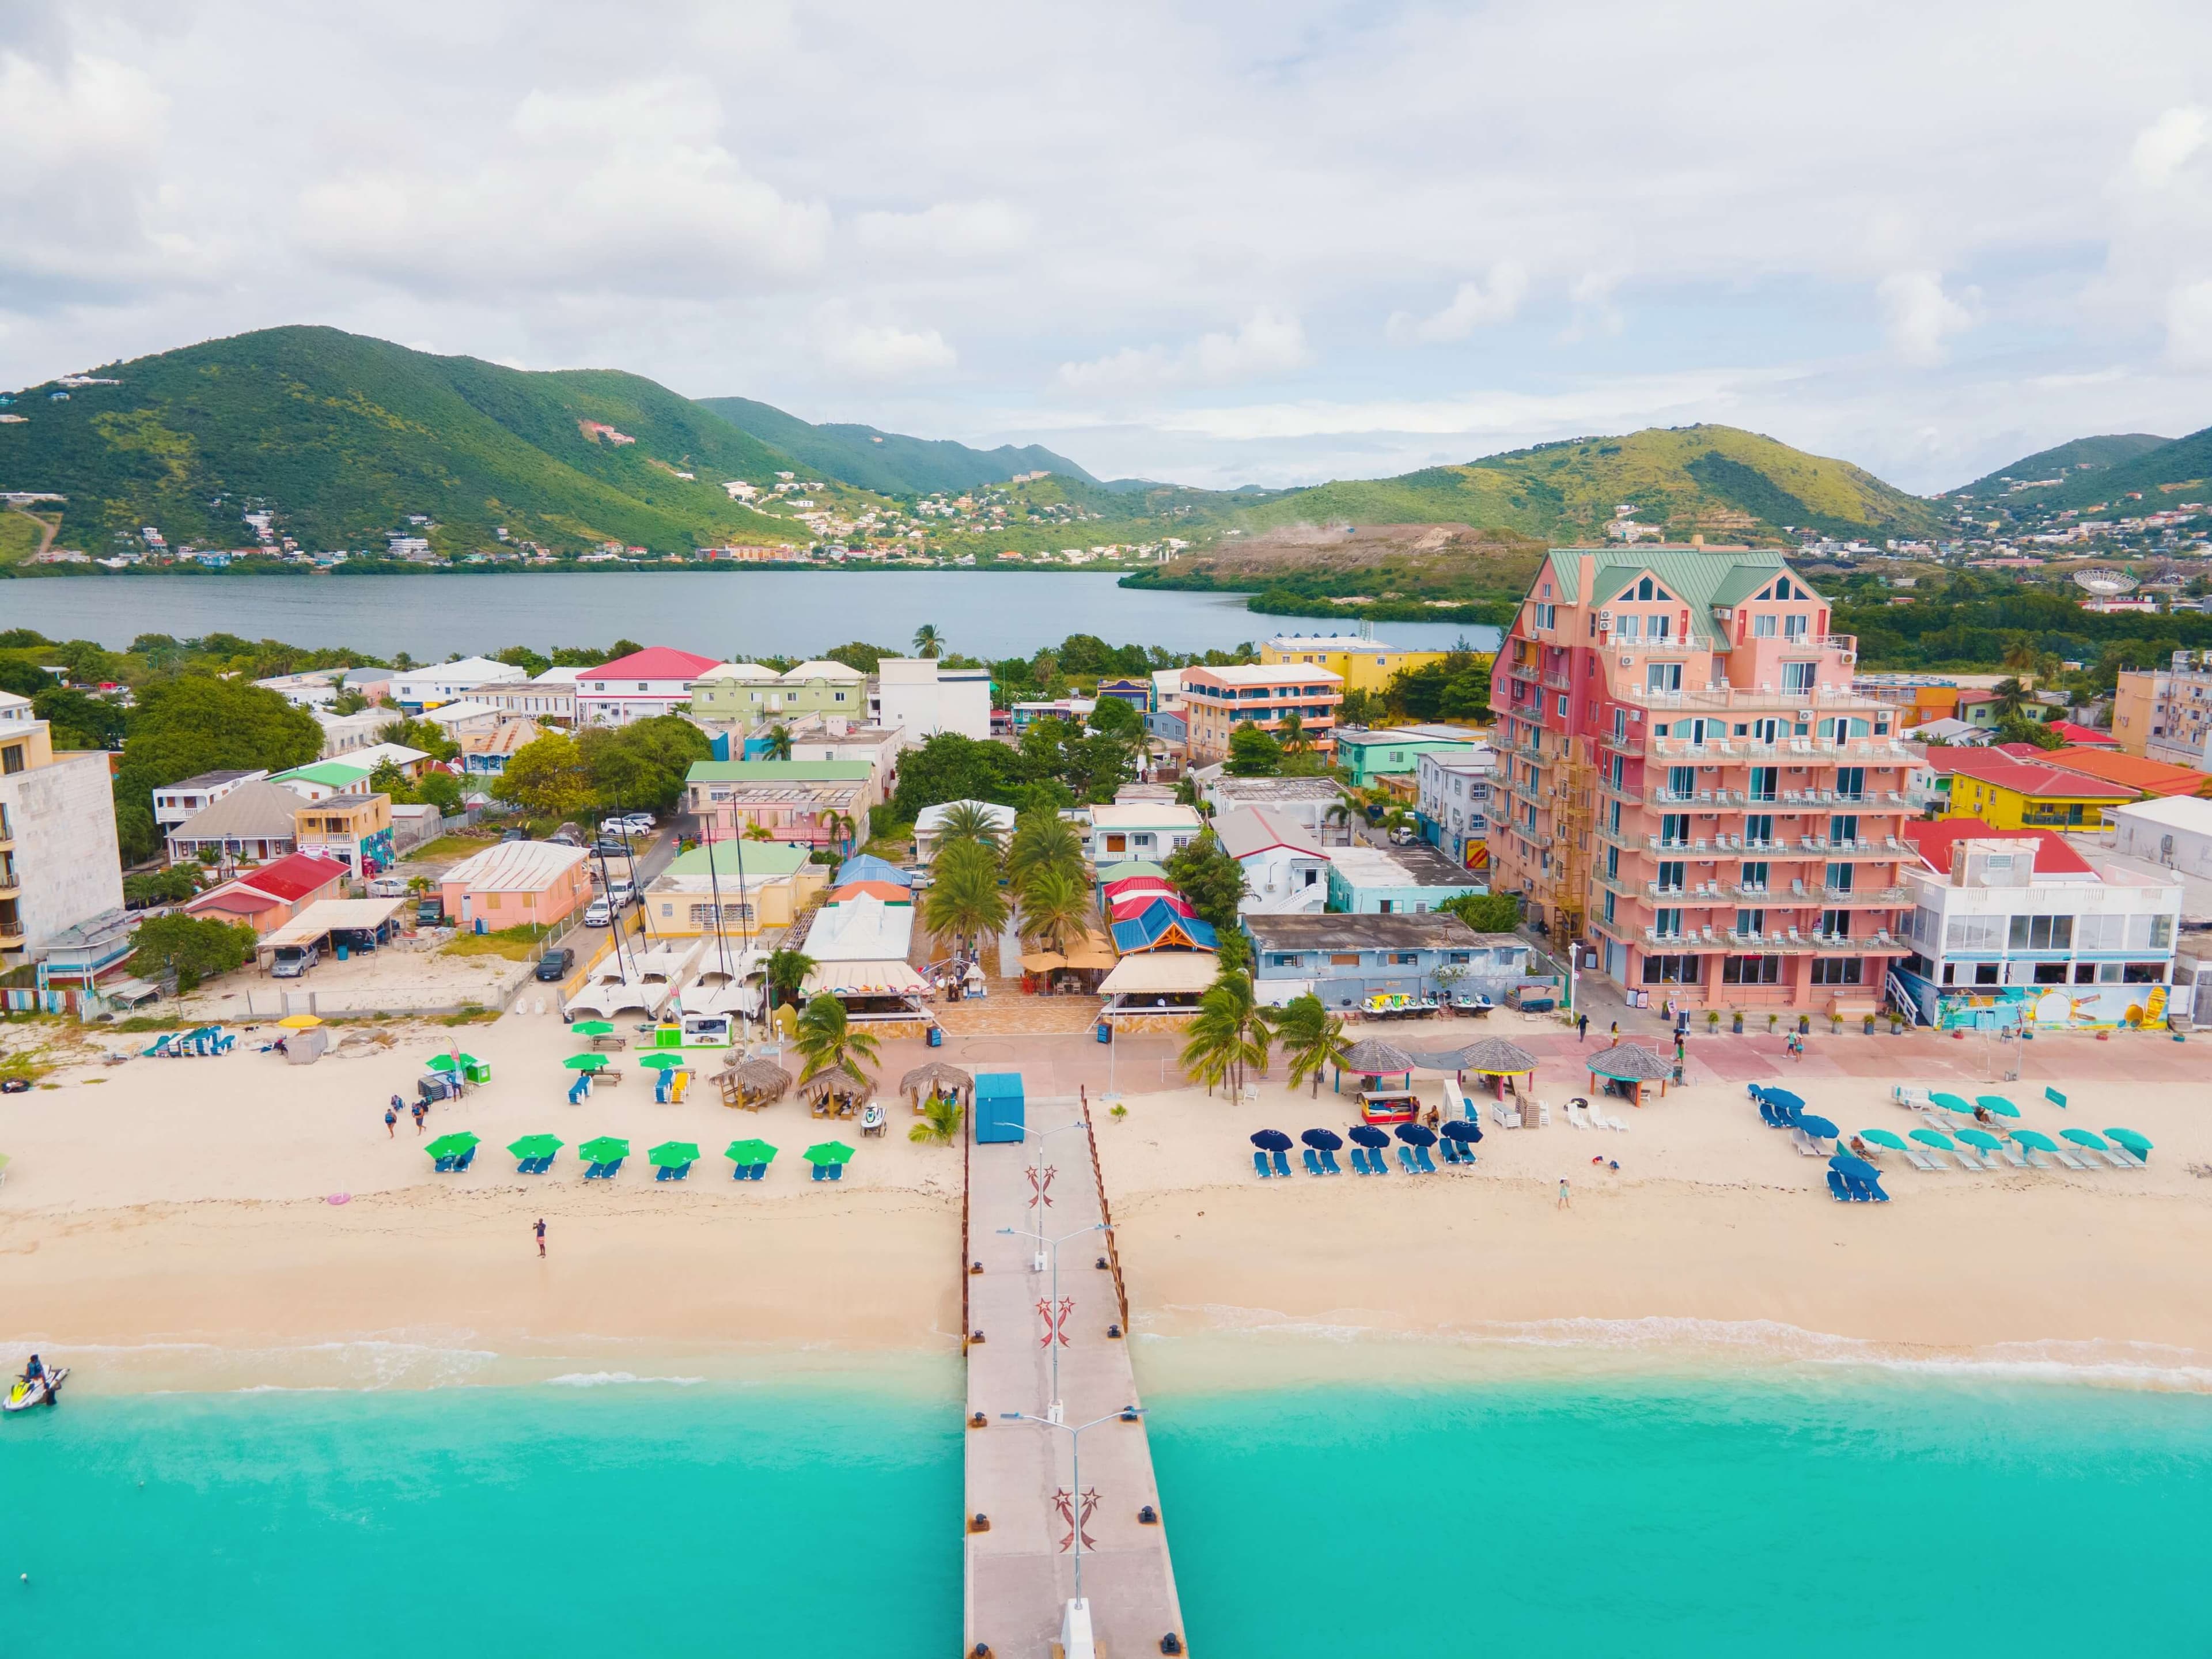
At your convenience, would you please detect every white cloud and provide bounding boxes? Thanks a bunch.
[853,200,1028,259]
[819,319,957,379]
[2165,280,2212,368]
[2127,106,2209,190]
[1877,271,1979,366]
[1561,271,1625,343]
[1056,309,1310,392]
[1385,264,1528,343]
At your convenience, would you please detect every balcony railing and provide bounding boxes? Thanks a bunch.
[1645,734,1919,764]
[1625,680,1874,714]
[1639,926,1903,954]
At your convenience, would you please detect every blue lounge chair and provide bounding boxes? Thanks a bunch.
[1271,1149,1292,1178]
[1440,1139,1462,1165]
[1347,1147,1370,1175]
[748,1162,768,1180]
[1847,1174,1889,1203]
[826,1162,843,1181]
[1397,1145,1418,1173]
[1302,1149,1324,1177]
[1253,1150,1272,1178]
[567,1076,590,1106]
[454,1147,475,1172]
[733,1162,748,1181]
[583,1161,607,1180]
[1414,1146,1438,1175]
[656,1162,691,1181]
[1827,1170,1851,1202]
[1320,1149,1343,1176]
[812,1162,829,1181]
[433,1154,457,1173]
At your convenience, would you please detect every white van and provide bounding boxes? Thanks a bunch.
[366,876,410,898]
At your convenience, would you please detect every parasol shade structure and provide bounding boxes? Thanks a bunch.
[1346,1124,1390,1149]
[570,1020,615,1036]
[1828,1152,1881,1182]
[1446,1037,1539,1076]
[647,1140,701,1168]
[1857,1128,1910,1152]
[717,1058,793,1102]
[1300,1127,1344,1151]
[506,1134,563,1161]
[1439,1119,1483,1143]
[1930,1092,1976,1115]
[1955,1127,2003,1151]
[898,1060,974,1098]
[1340,1038,1420,1075]
[562,1053,610,1072]
[1249,1130,1294,1152]
[1909,1127,1956,1150]
[798,1073,872,1106]
[724,1138,779,1165]
[2104,1127,2152,1156]
[2061,1128,2110,1151]
[1797,1114,1839,1141]
[637,1053,684,1071]
[1586,1043,1673,1082]
[804,1141,855,1166]
[426,1053,479,1073]
[424,1131,479,1159]
[275,1013,322,1029]
[1974,1094,2021,1119]
[1393,1123,1438,1147]
[1758,1088,1805,1114]
[2010,1129,2058,1152]
[578,1135,630,1164]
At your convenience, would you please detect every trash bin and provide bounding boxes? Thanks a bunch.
[926,1025,944,1048]
[464,1059,492,1085]
[1096,1021,1111,1044]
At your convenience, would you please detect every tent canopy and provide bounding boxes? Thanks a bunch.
[1098,953,1220,996]
[802,959,929,996]
[261,896,407,952]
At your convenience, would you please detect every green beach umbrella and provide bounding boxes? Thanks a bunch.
[1973,1094,2021,1118]
[1857,1128,1910,1151]
[2104,1127,2152,1156]
[648,1140,701,1168]
[1910,1127,1956,1150]
[578,1135,630,1164]
[2011,1129,2058,1153]
[425,1131,480,1159]
[571,1020,615,1036]
[637,1053,684,1071]
[1955,1127,2002,1152]
[803,1141,856,1166]
[563,1053,610,1071]
[507,1134,564,1161]
[1930,1092,1976,1114]
[426,1052,479,1073]
[724,1138,779,1165]
[2061,1128,2110,1151]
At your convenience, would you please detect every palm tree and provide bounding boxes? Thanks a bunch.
[912,624,945,659]
[744,822,775,842]
[2000,636,2039,675]
[934,799,1005,851]
[793,993,880,1087]
[908,1093,964,1145]
[1278,710,1310,756]
[1991,677,2029,719]
[1323,797,1355,846]
[923,840,1009,952]
[1007,808,1084,891]
[1179,969,1271,1097]
[817,808,858,854]
[763,725,794,761]
[1017,864,1093,954]
[1274,993,1349,1096]
[763,948,815,1016]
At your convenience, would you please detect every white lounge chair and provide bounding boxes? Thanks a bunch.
[1998,1146,2029,1170]
[1567,1101,1592,1130]
[2051,1149,2092,1171]
[1900,1147,1941,1172]
[2105,1147,2144,1170]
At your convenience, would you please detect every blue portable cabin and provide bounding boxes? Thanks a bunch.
[974,1071,1027,1143]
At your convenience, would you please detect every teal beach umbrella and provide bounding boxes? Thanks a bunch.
[2061,1128,2110,1151]
[1910,1127,1956,1150]
[2010,1129,2058,1153]
[1973,1094,2020,1118]
[1857,1128,1909,1151]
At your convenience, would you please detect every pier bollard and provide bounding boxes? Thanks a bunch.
[1106,1323,1123,1339]
[1160,1635,1183,1654]
[1138,1505,1159,1524]
[968,1513,991,1534]
[969,1411,988,1429]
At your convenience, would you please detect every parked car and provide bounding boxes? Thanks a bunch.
[501,827,529,843]
[590,837,630,857]
[415,897,445,926]
[366,876,410,897]
[600,813,654,836]
[533,947,575,982]
[582,899,612,928]
[604,877,637,908]
[1388,825,1418,846]
[271,941,321,979]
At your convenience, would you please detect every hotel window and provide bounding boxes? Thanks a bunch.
[1618,614,1641,642]
[1,744,21,775]
[1653,908,1684,938]
[1647,662,1681,692]
[1736,908,1764,934]
[1825,863,1853,893]
[1744,814,1774,846]
[1782,662,1817,693]
[1785,615,1809,641]
[1641,953,1700,984]
[1668,767,1695,797]
[1819,909,1851,938]
[1613,707,1627,741]
[1829,815,1858,844]
[1749,767,1778,802]
[1752,613,1777,638]
[1604,891,1617,925]
[1532,602,1556,631]
[1656,861,1685,892]
[1723,954,1781,984]
[1740,861,1769,891]
[1835,767,1865,801]
[1810,958,1864,985]
[2007,915,2072,950]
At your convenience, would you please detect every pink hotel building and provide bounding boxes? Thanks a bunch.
[1488,547,1920,1012]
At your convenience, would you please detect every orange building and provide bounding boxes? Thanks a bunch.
[2035,747,2212,800]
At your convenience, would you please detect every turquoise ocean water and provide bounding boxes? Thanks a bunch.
[9,1363,2212,1655]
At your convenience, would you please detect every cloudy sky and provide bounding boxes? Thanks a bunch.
[4,0,2211,493]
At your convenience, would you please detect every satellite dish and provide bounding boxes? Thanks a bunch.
[2072,567,2138,596]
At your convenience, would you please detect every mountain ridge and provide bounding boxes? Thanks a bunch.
[696,395,1095,495]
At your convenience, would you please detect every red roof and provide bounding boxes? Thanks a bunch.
[2045,721,2117,747]
[1920,748,2137,798]
[188,889,278,917]
[185,852,351,917]
[1900,819,2094,876]
[585,646,722,682]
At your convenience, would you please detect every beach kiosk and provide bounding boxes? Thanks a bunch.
[1586,1041,1673,1105]
[974,1071,1026,1143]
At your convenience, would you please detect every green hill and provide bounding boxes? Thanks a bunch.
[697,396,1094,495]
[2042,423,2212,510]
[1946,433,2175,502]
[0,326,813,558]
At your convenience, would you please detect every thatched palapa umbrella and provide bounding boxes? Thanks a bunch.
[715,1057,793,1111]
[1586,1041,1673,1102]
[898,1060,974,1114]
[798,1070,872,1116]
[1333,1037,1420,1093]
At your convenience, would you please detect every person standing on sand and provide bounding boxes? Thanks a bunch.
[1557,1176,1571,1209]
[1608,1021,1619,1041]
[384,1106,397,1138]
[534,1218,547,1258]
[1577,1013,1589,1043]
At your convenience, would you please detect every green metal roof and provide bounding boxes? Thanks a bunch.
[1541,546,1821,633]
[662,840,817,877]
[273,760,372,789]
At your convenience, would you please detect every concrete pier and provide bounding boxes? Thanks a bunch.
[963,1096,1185,1658]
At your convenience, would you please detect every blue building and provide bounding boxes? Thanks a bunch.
[1243,912,1527,1010]
[1325,843,1486,914]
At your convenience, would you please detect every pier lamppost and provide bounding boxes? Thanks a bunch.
[998,1219,1105,1417]
[1000,1404,1146,1658]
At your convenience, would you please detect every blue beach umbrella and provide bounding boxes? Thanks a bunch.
[2104,1127,2152,1157]
[1394,1123,1437,1147]
[1347,1124,1390,1149]
[1439,1120,1482,1143]
[1249,1130,1294,1153]
[1797,1114,1839,1141]
[1300,1127,1344,1151]
[1955,1127,2003,1152]
[1829,1152,1881,1182]
[1762,1089,1805,1114]
[1910,1127,1956,1150]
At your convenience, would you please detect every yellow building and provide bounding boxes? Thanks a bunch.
[1259,634,1458,695]
[1931,753,2135,830]
[642,840,830,940]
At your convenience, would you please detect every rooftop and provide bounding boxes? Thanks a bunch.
[2109,795,2212,833]
[1329,842,1484,889]
[584,646,724,681]
[1185,662,1344,688]
[1214,805,1323,860]
[169,779,320,840]
[1089,802,1204,831]
[2036,747,2211,799]
[1923,749,2137,798]
[687,759,876,785]
[1900,819,2094,878]
[167,768,260,791]
[659,840,818,878]
[1244,911,1483,951]
[185,852,351,911]
[440,839,589,891]
[1336,724,1486,747]
[783,659,867,681]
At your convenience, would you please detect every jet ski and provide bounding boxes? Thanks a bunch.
[5,1365,66,1411]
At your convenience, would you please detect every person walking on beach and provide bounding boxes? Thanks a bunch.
[1577,1012,1588,1043]
[384,1105,397,1138]
[534,1218,547,1258]
[1557,1176,1571,1209]
[1608,1021,1619,1041]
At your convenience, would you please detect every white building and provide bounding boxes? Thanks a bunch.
[2106,794,2212,878]
[152,768,270,832]
[1087,802,1203,865]
[386,657,527,710]
[575,646,723,726]
[1214,805,1329,914]
[914,799,1018,865]
[315,709,391,757]
[470,668,581,724]
[1892,819,2181,1031]
[1415,747,1497,865]
[874,657,993,747]
[0,695,126,970]
[1201,775,1346,839]
[252,668,350,709]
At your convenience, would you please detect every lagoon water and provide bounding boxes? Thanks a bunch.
[0,571,1503,661]
[12,1361,2211,1656]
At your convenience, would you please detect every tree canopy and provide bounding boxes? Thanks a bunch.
[111,677,324,863]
